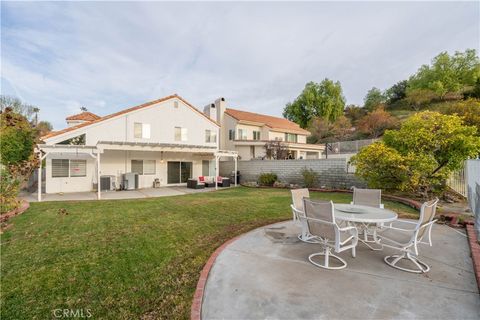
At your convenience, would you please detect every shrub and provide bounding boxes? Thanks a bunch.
[0,169,20,214]
[301,168,318,188]
[351,111,480,197]
[258,173,278,186]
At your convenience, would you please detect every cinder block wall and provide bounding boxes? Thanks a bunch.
[220,159,365,189]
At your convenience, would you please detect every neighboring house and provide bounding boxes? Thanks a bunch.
[65,111,101,127]
[203,98,324,160]
[38,94,225,197]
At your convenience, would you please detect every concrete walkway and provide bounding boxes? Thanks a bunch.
[21,186,217,202]
[202,221,480,319]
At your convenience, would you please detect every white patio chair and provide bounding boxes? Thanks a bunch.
[351,188,384,209]
[351,188,384,249]
[290,188,317,243]
[380,198,439,273]
[303,199,358,270]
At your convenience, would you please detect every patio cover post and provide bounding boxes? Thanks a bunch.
[215,155,219,190]
[97,152,101,200]
[37,150,42,202]
[37,150,48,202]
[234,156,237,187]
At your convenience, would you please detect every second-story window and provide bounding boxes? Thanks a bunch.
[175,127,188,142]
[205,130,217,143]
[238,129,247,140]
[285,133,297,143]
[229,129,235,140]
[253,131,261,140]
[134,123,151,139]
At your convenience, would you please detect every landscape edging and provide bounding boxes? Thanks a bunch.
[190,235,240,320]
[0,200,30,224]
[466,225,480,292]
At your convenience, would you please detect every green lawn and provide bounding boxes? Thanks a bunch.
[1,187,418,319]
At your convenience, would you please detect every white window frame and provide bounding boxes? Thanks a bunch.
[131,160,156,175]
[238,129,247,140]
[205,130,217,143]
[52,159,86,178]
[175,127,188,142]
[134,123,151,139]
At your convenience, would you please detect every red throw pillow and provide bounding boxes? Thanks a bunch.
[199,176,205,182]
[217,176,222,182]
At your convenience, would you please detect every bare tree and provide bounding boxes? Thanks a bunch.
[264,140,289,160]
[80,106,88,112]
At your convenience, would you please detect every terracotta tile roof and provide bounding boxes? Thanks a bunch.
[225,108,310,135]
[42,94,219,141]
[65,111,100,121]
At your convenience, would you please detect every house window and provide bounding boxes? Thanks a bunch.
[205,130,217,143]
[134,123,151,139]
[52,159,69,177]
[250,146,255,158]
[229,129,235,140]
[70,160,87,177]
[285,133,297,143]
[202,160,210,176]
[52,159,86,178]
[175,127,188,141]
[238,129,247,140]
[131,160,143,175]
[131,160,156,175]
[253,131,261,140]
[143,160,156,175]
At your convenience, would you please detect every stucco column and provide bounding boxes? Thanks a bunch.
[215,155,219,190]
[37,152,42,202]
[97,152,101,200]
[234,156,237,187]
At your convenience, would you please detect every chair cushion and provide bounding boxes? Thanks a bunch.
[198,176,205,182]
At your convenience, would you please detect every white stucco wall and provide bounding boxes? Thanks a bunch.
[45,98,219,148]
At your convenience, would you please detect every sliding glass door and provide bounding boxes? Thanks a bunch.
[167,161,192,184]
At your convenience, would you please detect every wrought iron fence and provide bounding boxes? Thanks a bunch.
[447,166,467,197]
[326,138,379,155]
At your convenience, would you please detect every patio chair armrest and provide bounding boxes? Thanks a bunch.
[290,205,305,217]
[304,216,335,226]
[384,219,417,229]
[382,224,416,233]
[337,225,357,232]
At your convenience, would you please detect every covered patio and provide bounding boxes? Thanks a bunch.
[35,142,238,202]
[22,185,218,202]
[201,221,479,319]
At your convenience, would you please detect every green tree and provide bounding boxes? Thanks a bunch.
[351,111,480,196]
[408,49,480,99]
[283,79,346,128]
[443,98,480,134]
[385,80,408,105]
[0,108,36,166]
[363,87,386,111]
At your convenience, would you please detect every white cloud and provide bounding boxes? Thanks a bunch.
[1,1,478,129]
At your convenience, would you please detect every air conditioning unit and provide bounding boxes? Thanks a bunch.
[100,175,116,191]
[123,173,139,190]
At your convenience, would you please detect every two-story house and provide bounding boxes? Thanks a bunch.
[203,98,324,160]
[37,94,227,200]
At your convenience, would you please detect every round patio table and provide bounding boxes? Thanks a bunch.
[334,203,398,252]
[334,204,397,224]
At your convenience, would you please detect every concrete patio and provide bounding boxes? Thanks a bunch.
[202,221,480,319]
[21,186,217,202]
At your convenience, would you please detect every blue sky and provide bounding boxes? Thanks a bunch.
[1,1,478,129]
